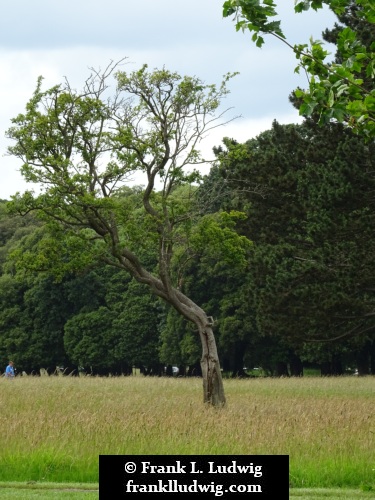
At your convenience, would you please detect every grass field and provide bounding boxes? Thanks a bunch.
[0,375,374,497]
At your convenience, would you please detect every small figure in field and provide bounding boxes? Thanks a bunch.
[5,361,15,379]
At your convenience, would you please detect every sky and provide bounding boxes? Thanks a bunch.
[0,0,337,200]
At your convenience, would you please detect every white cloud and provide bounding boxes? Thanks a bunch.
[0,1,337,199]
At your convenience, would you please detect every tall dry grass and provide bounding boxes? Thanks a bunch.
[0,375,373,488]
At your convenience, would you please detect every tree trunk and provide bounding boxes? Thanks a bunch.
[370,340,375,375]
[178,365,186,377]
[231,342,249,378]
[198,325,226,406]
[165,364,173,377]
[331,355,343,375]
[108,249,227,406]
[320,361,331,376]
[356,341,370,375]
[289,353,303,377]
[275,361,289,377]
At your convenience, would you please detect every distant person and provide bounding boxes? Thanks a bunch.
[5,361,15,379]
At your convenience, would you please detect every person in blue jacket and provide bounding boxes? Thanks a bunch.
[5,361,15,378]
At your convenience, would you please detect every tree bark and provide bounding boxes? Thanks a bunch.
[198,325,226,406]
[163,297,226,405]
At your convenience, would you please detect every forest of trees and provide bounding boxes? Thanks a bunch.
[1,112,374,377]
[1,1,374,385]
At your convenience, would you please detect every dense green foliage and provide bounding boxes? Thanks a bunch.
[209,119,375,375]
[0,225,161,375]
[223,0,375,138]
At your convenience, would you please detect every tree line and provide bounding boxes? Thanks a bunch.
[1,112,374,378]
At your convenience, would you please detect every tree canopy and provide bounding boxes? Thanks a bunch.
[211,118,375,373]
[223,0,375,138]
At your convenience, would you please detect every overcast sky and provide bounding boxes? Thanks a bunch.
[0,0,337,199]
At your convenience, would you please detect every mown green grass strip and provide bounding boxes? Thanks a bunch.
[0,484,374,500]
[0,482,98,499]
[290,487,375,499]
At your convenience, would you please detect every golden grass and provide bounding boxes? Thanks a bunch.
[0,375,374,487]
